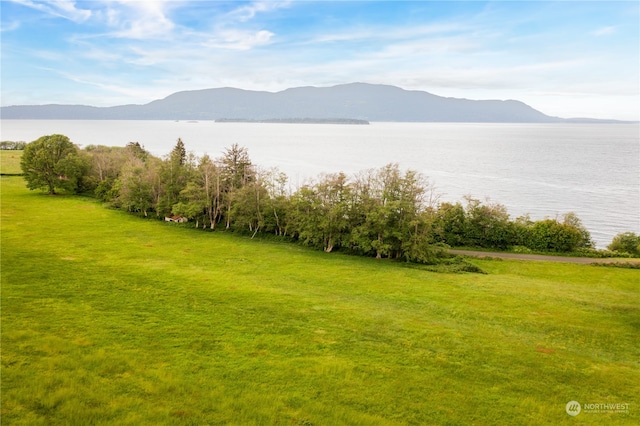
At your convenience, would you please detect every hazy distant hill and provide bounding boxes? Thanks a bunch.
[0,82,613,123]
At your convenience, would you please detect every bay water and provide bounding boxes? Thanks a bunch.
[2,120,638,248]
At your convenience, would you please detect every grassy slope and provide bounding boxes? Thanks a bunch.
[0,150,23,175]
[1,176,638,425]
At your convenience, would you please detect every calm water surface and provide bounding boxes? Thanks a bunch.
[2,120,638,247]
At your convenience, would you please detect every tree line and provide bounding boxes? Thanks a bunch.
[1,140,27,150]
[21,134,639,261]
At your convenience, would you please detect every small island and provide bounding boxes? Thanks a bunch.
[216,117,370,125]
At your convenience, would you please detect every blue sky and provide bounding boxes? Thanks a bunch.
[1,1,638,120]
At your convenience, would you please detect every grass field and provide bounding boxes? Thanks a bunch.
[1,175,638,425]
[0,150,23,175]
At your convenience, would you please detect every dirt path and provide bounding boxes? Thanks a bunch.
[448,249,640,265]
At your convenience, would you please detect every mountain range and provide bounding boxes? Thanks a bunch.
[0,83,624,123]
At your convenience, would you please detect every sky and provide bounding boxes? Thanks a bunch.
[1,0,638,120]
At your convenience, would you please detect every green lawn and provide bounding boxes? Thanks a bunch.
[1,176,638,425]
[0,150,23,175]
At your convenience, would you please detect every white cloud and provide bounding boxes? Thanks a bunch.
[203,29,275,50]
[308,22,473,45]
[9,0,91,22]
[0,20,20,32]
[35,66,171,105]
[186,1,289,50]
[100,0,177,39]
[591,26,616,36]
[54,0,92,21]
[228,1,292,23]
[3,1,636,121]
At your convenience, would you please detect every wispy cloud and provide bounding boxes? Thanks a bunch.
[227,1,292,23]
[99,0,177,39]
[37,65,171,104]
[202,29,275,50]
[9,0,91,22]
[196,1,290,50]
[0,20,20,32]
[1,1,638,119]
[591,26,616,36]
[310,22,475,45]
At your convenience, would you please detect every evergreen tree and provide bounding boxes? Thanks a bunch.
[219,144,254,228]
[157,139,190,216]
[171,138,187,166]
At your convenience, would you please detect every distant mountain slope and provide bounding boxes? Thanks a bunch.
[0,82,576,122]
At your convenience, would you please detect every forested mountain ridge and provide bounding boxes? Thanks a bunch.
[0,82,595,122]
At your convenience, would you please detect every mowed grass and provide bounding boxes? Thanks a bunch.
[1,176,638,425]
[0,150,23,175]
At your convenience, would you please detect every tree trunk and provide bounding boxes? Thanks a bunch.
[273,208,281,236]
[251,226,260,239]
[324,235,334,252]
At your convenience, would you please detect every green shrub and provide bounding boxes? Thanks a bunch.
[607,232,640,257]
[511,245,533,254]
[574,247,631,258]
[529,219,583,252]
[591,261,640,269]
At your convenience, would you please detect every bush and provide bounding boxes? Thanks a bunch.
[562,212,594,249]
[463,198,513,249]
[607,232,640,257]
[415,257,487,274]
[511,245,533,254]
[574,248,631,258]
[529,219,583,252]
[591,261,640,269]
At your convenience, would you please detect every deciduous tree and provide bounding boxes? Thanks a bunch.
[219,144,254,229]
[20,134,86,195]
[607,232,640,256]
